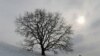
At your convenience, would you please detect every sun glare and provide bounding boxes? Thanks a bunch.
[76,16,85,25]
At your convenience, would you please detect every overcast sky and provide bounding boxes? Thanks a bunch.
[0,0,100,56]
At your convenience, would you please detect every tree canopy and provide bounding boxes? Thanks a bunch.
[15,9,73,56]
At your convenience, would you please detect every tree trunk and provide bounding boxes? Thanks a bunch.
[41,45,46,56]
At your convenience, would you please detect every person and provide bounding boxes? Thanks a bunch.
[79,54,82,56]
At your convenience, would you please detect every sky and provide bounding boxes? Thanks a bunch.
[0,0,100,56]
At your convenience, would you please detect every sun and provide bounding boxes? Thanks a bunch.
[76,16,85,25]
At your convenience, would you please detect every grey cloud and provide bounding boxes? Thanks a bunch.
[0,0,100,56]
[90,18,100,29]
[72,34,84,46]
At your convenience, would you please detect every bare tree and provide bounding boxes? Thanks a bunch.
[15,9,73,56]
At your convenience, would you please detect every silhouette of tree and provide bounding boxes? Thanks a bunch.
[15,9,73,56]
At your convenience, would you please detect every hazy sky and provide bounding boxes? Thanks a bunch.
[0,0,100,56]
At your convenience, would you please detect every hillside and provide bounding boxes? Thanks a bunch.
[0,42,37,56]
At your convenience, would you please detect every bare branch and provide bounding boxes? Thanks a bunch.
[15,9,73,56]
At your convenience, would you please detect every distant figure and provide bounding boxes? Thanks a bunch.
[79,54,82,56]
